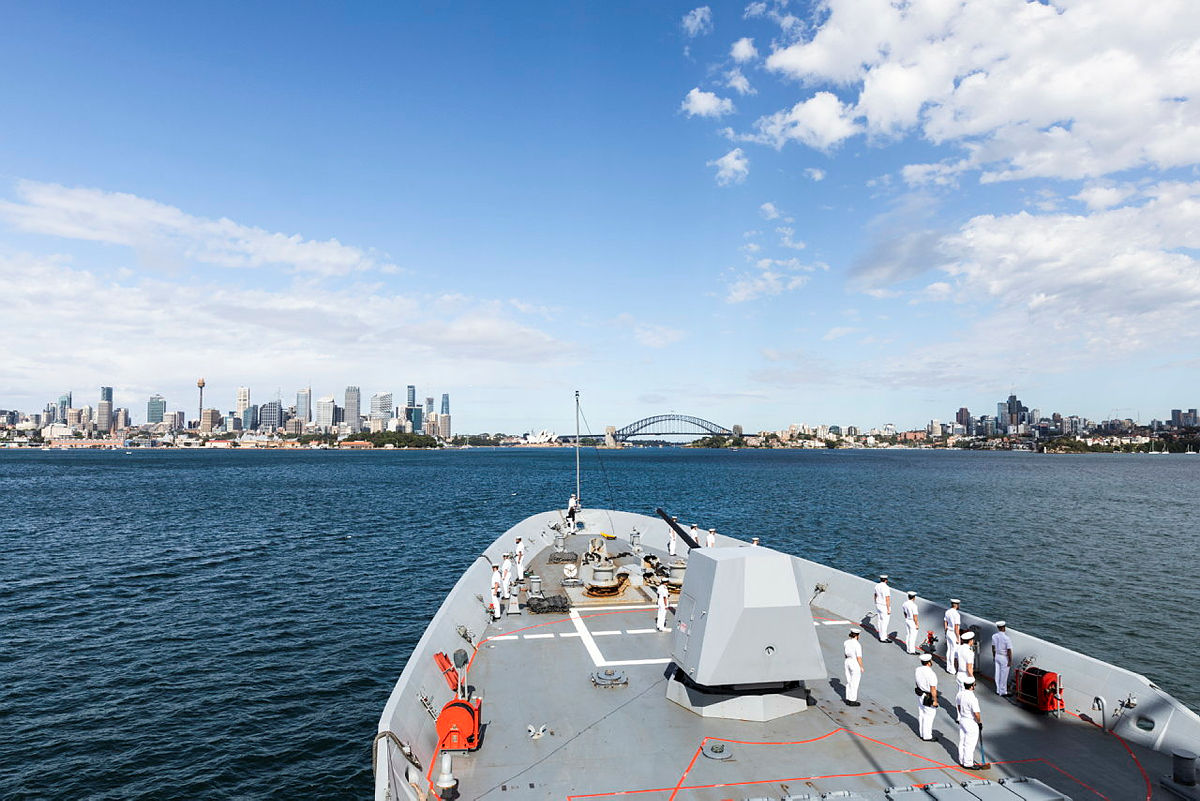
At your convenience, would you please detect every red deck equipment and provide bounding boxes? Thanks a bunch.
[1014,664,1064,713]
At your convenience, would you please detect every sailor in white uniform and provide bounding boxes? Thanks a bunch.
[514,537,526,583]
[956,630,977,691]
[706,528,717,548]
[655,582,670,631]
[667,525,677,557]
[902,591,920,654]
[915,653,939,741]
[873,575,892,642]
[956,675,983,768]
[566,494,578,531]
[843,628,864,706]
[489,564,502,621]
[991,621,1013,696]
[689,524,700,549]
[500,553,513,599]
[944,599,962,674]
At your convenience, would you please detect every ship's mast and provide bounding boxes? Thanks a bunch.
[574,390,581,502]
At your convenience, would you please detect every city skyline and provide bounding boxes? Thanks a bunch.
[1,3,1198,431]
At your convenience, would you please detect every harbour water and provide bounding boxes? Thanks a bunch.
[2,447,1196,799]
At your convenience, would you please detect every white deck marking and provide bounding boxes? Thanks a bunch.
[523,633,555,639]
[568,609,605,666]
[602,657,673,666]
[820,620,851,626]
[558,632,581,638]
[592,630,621,636]
[577,604,656,612]
[624,628,661,634]
[490,635,519,641]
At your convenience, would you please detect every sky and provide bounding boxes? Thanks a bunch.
[1,0,1198,434]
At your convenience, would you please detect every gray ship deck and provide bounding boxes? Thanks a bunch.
[453,531,1166,800]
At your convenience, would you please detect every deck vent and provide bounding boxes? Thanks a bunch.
[590,668,628,688]
[702,742,733,760]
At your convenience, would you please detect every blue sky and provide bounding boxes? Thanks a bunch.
[2,1,1198,433]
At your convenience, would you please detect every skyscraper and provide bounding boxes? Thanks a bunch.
[100,386,113,403]
[406,385,416,408]
[425,396,434,416]
[242,404,259,431]
[236,387,250,418]
[260,400,284,431]
[147,394,167,424]
[345,386,361,432]
[296,387,312,423]
[315,395,336,430]
[370,392,393,420]
[58,392,72,421]
[441,393,450,415]
[97,400,113,433]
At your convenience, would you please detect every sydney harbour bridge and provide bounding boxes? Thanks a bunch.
[596,413,739,445]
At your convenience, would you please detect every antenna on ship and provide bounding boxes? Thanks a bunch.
[574,390,581,502]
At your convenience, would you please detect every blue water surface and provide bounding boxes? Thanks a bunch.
[1,447,1196,799]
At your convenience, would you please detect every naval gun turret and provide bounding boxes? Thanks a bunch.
[666,546,826,721]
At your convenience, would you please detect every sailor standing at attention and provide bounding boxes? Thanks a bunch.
[489,564,502,621]
[514,537,526,583]
[655,582,670,632]
[957,630,977,690]
[915,653,939,741]
[706,528,717,548]
[500,553,513,600]
[991,621,1013,696]
[689,524,700,548]
[843,628,864,706]
[667,525,677,557]
[902,591,920,655]
[873,575,892,642]
[944,599,963,674]
[956,675,983,768]
[566,494,578,531]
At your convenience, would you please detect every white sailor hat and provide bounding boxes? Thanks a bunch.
[962,676,977,686]
[708,527,716,532]
[961,631,976,641]
[995,620,1007,627]
[950,598,961,604]
[691,523,698,527]
[907,590,917,598]
[919,653,933,663]
[849,627,861,636]
[879,574,889,580]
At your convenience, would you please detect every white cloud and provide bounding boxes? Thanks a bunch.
[822,326,863,341]
[776,226,806,250]
[726,257,823,302]
[682,6,713,37]
[759,0,1200,181]
[743,2,767,19]
[725,68,755,95]
[1073,183,1137,211]
[731,37,758,63]
[708,148,750,185]
[0,180,394,277]
[805,167,826,181]
[681,87,735,118]
[759,201,781,219]
[747,92,861,151]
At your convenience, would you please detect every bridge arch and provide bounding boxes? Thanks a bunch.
[612,414,732,442]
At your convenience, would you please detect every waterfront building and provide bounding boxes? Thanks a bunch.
[284,417,304,435]
[147,394,166,424]
[242,404,259,431]
[406,405,424,434]
[425,396,434,417]
[100,386,113,404]
[57,392,72,421]
[439,414,451,439]
[345,386,361,433]
[315,395,337,430]
[406,385,416,408]
[169,411,186,431]
[113,408,130,431]
[260,400,284,432]
[296,387,312,423]
[97,400,113,433]
[441,393,450,415]
[236,387,250,418]
[66,408,83,426]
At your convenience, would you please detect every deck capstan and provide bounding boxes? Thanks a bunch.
[667,546,826,721]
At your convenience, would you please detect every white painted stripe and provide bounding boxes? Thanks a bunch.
[625,628,660,634]
[569,609,605,667]
[523,633,555,640]
[490,635,519,641]
[593,630,621,637]
[577,604,656,612]
[558,632,581,638]
[820,620,852,626]
[601,657,673,666]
